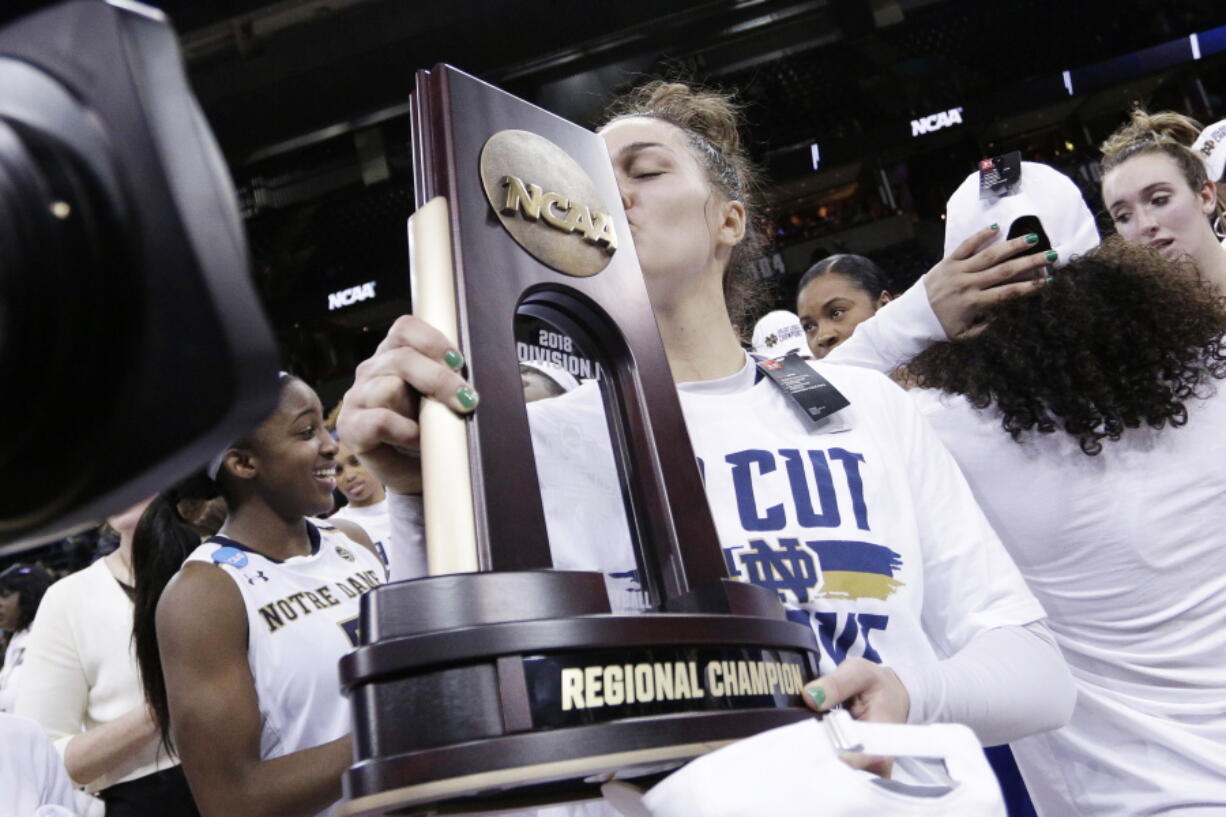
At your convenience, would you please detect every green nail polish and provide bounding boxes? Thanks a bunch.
[989,223,999,231]
[1025,233,1039,245]
[456,385,479,410]
[807,686,827,708]
[444,349,465,370]
[1045,250,1059,263]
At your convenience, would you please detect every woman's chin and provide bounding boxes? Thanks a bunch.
[306,492,336,518]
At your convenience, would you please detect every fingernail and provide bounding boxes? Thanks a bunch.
[1025,233,1039,245]
[456,385,479,410]
[444,349,465,370]
[1045,250,1059,262]
[989,222,999,231]
[807,686,827,709]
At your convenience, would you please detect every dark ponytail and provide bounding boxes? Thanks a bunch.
[132,473,220,751]
[133,374,294,749]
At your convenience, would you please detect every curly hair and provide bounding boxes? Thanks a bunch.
[601,80,769,330]
[909,238,1226,455]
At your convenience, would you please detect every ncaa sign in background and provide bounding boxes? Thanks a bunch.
[910,106,965,137]
[265,270,407,329]
[328,280,378,311]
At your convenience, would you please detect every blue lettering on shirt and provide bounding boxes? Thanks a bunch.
[724,448,870,532]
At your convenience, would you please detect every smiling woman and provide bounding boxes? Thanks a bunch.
[132,373,387,817]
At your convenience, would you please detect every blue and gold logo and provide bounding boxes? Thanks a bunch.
[724,538,904,605]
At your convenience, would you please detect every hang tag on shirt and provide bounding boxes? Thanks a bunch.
[978,150,1022,201]
[756,352,850,426]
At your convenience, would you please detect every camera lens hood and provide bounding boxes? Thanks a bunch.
[0,1,279,547]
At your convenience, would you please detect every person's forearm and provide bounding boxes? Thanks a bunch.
[189,735,351,817]
[825,278,946,372]
[892,621,1076,746]
[63,703,160,786]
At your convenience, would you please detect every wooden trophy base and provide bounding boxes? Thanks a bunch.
[340,571,820,816]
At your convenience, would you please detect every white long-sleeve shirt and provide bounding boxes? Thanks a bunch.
[392,349,1073,746]
[0,627,31,713]
[330,495,426,582]
[826,275,1226,816]
[824,274,946,371]
[16,559,177,792]
[0,714,78,817]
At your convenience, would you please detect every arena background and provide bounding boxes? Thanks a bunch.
[4,0,1226,570]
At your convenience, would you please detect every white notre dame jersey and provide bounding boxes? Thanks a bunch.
[185,521,384,816]
[528,354,1043,682]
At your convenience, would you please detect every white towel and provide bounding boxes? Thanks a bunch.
[628,716,1005,817]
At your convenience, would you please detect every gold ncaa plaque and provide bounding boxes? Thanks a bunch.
[480,130,618,277]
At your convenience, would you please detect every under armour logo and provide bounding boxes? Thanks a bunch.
[1201,139,1216,157]
[246,571,270,585]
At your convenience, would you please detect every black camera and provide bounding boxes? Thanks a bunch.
[0,0,279,548]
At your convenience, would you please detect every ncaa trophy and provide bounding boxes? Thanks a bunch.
[340,65,821,816]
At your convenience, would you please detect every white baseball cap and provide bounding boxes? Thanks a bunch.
[943,160,1100,268]
[751,310,809,358]
[1193,118,1226,182]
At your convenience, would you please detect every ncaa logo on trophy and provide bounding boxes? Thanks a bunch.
[481,129,619,276]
